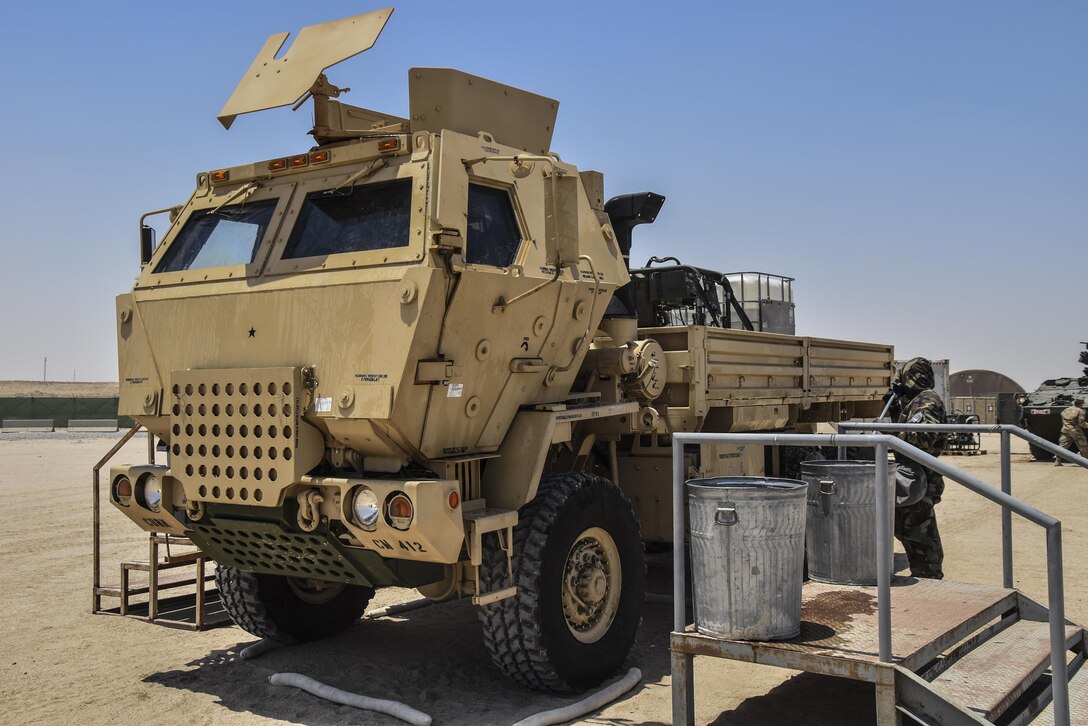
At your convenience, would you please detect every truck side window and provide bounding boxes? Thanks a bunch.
[283,179,411,259]
[154,200,278,273]
[466,184,521,267]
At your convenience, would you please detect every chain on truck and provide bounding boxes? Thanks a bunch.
[107,7,893,692]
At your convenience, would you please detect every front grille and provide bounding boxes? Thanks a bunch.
[190,518,372,584]
[169,366,314,506]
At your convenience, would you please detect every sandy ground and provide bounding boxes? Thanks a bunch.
[0,432,1085,725]
[0,380,119,397]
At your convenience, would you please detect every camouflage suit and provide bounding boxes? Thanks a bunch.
[1057,401,1088,463]
[892,358,947,579]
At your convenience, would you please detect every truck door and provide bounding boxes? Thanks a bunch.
[420,132,577,457]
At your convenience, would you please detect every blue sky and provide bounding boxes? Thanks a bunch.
[0,1,1084,390]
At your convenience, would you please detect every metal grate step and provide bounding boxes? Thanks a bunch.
[1030,632,1087,726]
[929,620,1080,722]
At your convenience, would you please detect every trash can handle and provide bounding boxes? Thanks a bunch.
[819,479,837,496]
[715,505,739,525]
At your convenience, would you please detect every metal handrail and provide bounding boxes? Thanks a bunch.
[835,421,1088,468]
[91,424,144,613]
[670,431,1070,726]
[837,421,1088,590]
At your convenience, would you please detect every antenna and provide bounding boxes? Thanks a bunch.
[217,8,394,130]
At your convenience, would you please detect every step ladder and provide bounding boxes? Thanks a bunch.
[92,426,228,630]
[95,533,229,630]
[672,577,1086,724]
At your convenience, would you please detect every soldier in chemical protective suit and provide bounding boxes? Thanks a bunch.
[1055,397,1088,466]
[889,357,948,579]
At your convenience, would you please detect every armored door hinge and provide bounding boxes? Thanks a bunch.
[431,228,463,251]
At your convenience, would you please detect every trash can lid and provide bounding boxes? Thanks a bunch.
[686,476,806,491]
[799,459,879,471]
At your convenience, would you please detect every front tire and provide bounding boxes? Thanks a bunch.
[479,472,645,692]
[216,566,374,643]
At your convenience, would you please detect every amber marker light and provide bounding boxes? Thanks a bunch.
[377,138,400,152]
[448,490,460,510]
[210,169,230,183]
[288,154,308,168]
[268,158,288,171]
[386,492,414,530]
[309,150,330,163]
[113,475,133,506]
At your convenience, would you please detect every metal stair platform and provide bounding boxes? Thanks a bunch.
[925,620,1081,722]
[671,577,1087,724]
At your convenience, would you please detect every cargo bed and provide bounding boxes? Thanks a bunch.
[643,326,893,433]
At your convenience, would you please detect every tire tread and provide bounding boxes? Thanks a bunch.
[478,472,642,691]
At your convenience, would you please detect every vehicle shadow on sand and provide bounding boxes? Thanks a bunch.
[144,552,874,725]
[144,595,671,725]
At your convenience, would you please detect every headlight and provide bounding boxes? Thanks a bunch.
[140,474,163,511]
[352,487,380,529]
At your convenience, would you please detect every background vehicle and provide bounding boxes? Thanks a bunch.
[1018,376,1088,461]
[106,8,892,691]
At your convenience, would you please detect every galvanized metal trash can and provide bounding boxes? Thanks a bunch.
[687,477,808,640]
[800,460,896,585]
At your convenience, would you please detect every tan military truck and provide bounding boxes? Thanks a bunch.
[107,8,892,692]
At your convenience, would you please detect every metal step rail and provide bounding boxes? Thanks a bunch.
[668,431,1071,726]
[836,421,1088,592]
[92,423,145,613]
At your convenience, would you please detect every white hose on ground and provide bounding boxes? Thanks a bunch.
[269,672,432,726]
[239,638,281,660]
[511,667,642,726]
[363,597,435,619]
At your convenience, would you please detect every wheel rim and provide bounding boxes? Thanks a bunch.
[287,577,345,605]
[561,526,622,643]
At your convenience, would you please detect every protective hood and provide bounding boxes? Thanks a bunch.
[898,357,935,397]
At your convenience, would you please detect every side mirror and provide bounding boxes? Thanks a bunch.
[140,225,156,266]
[544,172,580,267]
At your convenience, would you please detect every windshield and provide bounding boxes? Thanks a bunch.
[283,179,412,259]
[155,200,278,273]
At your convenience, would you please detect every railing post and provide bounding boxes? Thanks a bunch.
[875,441,892,663]
[1044,524,1070,726]
[673,437,686,634]
[672,435,695,726]
[1000,430,1013,589]
[1047,523,1070,726]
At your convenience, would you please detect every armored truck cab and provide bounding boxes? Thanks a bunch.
[107,8,893,692]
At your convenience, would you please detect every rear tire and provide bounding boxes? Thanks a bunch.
[216,566,374,643]
[479,472,645,692]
